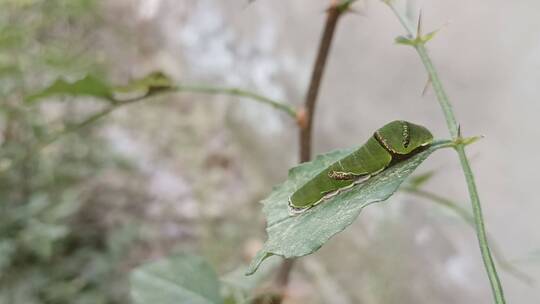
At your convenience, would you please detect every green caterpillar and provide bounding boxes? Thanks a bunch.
[288,120,433,215]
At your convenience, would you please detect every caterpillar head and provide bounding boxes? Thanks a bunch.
[374,120,433,155]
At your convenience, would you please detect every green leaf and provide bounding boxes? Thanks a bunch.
[27,75,113,103]
[221,255,280,303]
[0,26,23,50]
[113,71,175,101]
[395,35,416,46]
[421,29,439,43]
[130,254,223,304]
[247,141,449,275]
[26,72,176,103]
[19,219,69,259]
[407,170,436,189]
[114,71,174,93]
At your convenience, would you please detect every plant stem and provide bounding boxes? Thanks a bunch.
[1,86,294,173]
[402,186,473,222]
[45,84,295,148]
[274,0,354,300]
[176,84,296,118]
[455,144,506,303]
[402,186,533,285]
[385,3,506,303]
[415,45,459,138]
[298,2,340,162]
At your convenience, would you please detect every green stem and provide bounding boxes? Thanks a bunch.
[402,186,473,223]
[455,145,506,303]
[387,3,458,137]
[414,45,459,138]
[402,186,533,285]
[48,84,295,145]
[1,85,295,173]
[175,85,297,118]
[385,3,506,303]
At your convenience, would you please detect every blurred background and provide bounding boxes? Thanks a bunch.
[0,0,539,303]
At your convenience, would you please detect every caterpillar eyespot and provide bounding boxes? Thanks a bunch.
[403,122,411,148]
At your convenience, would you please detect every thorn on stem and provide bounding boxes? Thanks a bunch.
[417,10,423,38]
[422,75,432,96]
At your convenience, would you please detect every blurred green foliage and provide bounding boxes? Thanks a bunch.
[130,254,281,304]
[0,0,140,303]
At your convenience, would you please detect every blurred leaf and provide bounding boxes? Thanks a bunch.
[113,71,175,100]
[407,170,436,189]
[247,141,450,275]
[106,223,139,259]
[0,26,24,49]
[517,249,540,264]
[395,35,416,46]
[421,29,440,43]
[27,72,175,103]
[130,254,224,304]
[19,219,69,259]
[395,31,439,47]
[221,255,280,303]
[0,240,16,274]
[0,0,136,302]
[43,191,83,221]
[27,75,114,103]
[0,64,21,78]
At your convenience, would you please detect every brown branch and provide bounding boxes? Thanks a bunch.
[298,2,345,163]
[272,1,353,302]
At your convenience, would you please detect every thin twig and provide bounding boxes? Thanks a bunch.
[43,83,295,148]
[384,2,506,303]
[274,0,354,300]
[298,2,345,162]
[176,84,296,118]
[1,85,295,172]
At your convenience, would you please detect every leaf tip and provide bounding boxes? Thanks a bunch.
[245,250,273,276]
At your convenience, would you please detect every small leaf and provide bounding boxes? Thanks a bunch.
[420,29,440,44]
[247,141,449,275]
[113,71,175,100]
[27,72,176,103]
[130,254,223,304]
[27,75,113,103]
[395,35,416,46]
